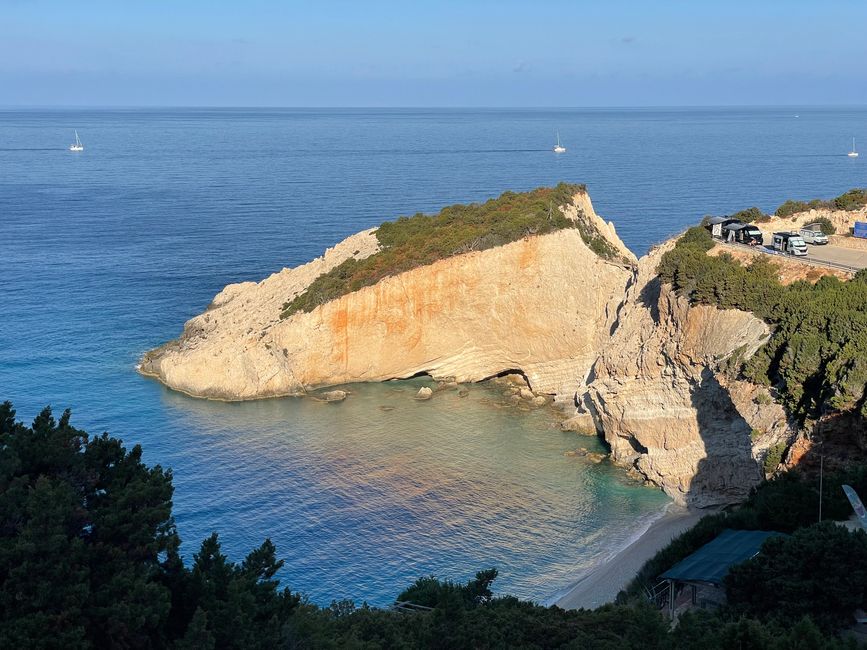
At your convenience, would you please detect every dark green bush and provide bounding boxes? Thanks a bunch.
[281,183,624,318]
[833,189,867,211]
[725,523,867,631]
[775,199,812,218]
[774,188,867,218]
[731,207,767,223]
[810,216,836,235]
[657,228,867,421]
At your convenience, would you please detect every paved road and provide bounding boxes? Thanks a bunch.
[804,244,867,270]
[724,240,867,272]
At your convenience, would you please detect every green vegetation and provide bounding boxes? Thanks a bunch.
[726,522,867,631]
[0,402,298,649]
[626,469,867,638]
[657,226,867,421]
[762,442,786,475]
[774,188,867,217]
[812,216,837,235]
[281,183,623,318]
[2,401,864,648]
[627,469,867,598]
[731,206,768,223]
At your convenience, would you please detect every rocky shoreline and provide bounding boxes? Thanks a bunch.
[139,188,825,506]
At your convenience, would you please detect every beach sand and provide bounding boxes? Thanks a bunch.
[554,505,704,610]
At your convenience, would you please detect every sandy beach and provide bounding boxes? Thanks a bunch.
[554,505,705,610]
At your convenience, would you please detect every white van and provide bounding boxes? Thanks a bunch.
[799,228,829,245]
[773,232,808,256]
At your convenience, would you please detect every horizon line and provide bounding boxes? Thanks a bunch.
[3,103,867,111]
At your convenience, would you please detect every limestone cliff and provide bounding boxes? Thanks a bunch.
[141,188,793,507]
[573,243,791,507]
[141,192,636,401]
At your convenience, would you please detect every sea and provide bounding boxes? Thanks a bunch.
[1,107,865,606]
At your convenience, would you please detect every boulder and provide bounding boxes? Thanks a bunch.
[318,389,347,402]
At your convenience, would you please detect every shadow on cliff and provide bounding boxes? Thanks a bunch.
[785,411,867,477]
[686,367,763,508]
[637,276,661,325]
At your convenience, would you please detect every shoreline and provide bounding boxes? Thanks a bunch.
[551,504,705,610]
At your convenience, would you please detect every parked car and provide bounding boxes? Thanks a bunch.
[799,228,829,245]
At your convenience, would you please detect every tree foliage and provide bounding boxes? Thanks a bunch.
[657,227,867,421]
[731,206,768,223]
[0,402,299,649]
[774,188,867,217]
[280,183,624,318]
[726,523,867,631]
[3,401,864,648]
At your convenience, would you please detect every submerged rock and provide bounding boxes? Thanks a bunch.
[416,386,433,400]
[318,389,347,402]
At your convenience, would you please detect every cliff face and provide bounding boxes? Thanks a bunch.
[574,243,791,507]
[141,189,792,506]
[141,193,636,401]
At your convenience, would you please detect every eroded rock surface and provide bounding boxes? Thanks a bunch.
[576,243,791,506]
[141,189,798,506]
[141,192,635,401]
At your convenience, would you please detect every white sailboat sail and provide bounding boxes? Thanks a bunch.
[70,130,84,152]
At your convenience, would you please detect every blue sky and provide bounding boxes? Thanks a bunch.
[3,0,867,106]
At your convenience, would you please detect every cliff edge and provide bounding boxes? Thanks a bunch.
[141,189,635,401]
[141,186,793,506]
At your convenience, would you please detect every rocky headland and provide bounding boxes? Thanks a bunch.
[141,186,859,506]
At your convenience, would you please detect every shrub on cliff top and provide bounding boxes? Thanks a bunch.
[657,225,867,422]
[774,188,867,218]
[731,206,767,223]
[280,183,624,318]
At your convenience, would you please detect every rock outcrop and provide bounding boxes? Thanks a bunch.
[141,192,636,401]
[141,188,798,506]
[574,243,791,506]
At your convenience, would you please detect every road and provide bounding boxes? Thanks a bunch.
[724,240,867,273]
[803,244,867,270]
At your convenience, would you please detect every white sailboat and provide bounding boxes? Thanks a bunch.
[553,131,566,154]
[69,130,84,152]
[849,137,859,158]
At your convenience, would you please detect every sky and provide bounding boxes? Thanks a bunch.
[2,0,867,107]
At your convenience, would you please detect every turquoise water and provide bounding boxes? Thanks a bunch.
[2,107,865,604]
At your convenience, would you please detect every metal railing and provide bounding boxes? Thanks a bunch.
[719,240,862,273]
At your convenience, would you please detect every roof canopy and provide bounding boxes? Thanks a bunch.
[723,223,750,231]
[660,529,785,586]
[707,216,730,225]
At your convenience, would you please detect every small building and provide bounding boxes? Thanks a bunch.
[658,529,786,618]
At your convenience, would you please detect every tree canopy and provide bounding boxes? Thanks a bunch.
[0,402,299,649]
[657,226,867,422]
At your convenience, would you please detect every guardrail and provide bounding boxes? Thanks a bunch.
[719,241,862,274]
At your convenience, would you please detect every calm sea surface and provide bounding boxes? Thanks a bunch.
[1,107,864,605]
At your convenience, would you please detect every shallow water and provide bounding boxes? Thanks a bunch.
[2,107,864,604]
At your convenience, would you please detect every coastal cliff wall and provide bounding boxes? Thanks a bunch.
[141,193,636,401]
[573,243,791,506]
[141,189,794,506]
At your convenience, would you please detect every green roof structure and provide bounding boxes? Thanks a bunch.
[661,529,786,586]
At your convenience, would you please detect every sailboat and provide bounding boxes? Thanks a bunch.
[69,130,84,152]
[848,137,859,158]
[553,131,566,154]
